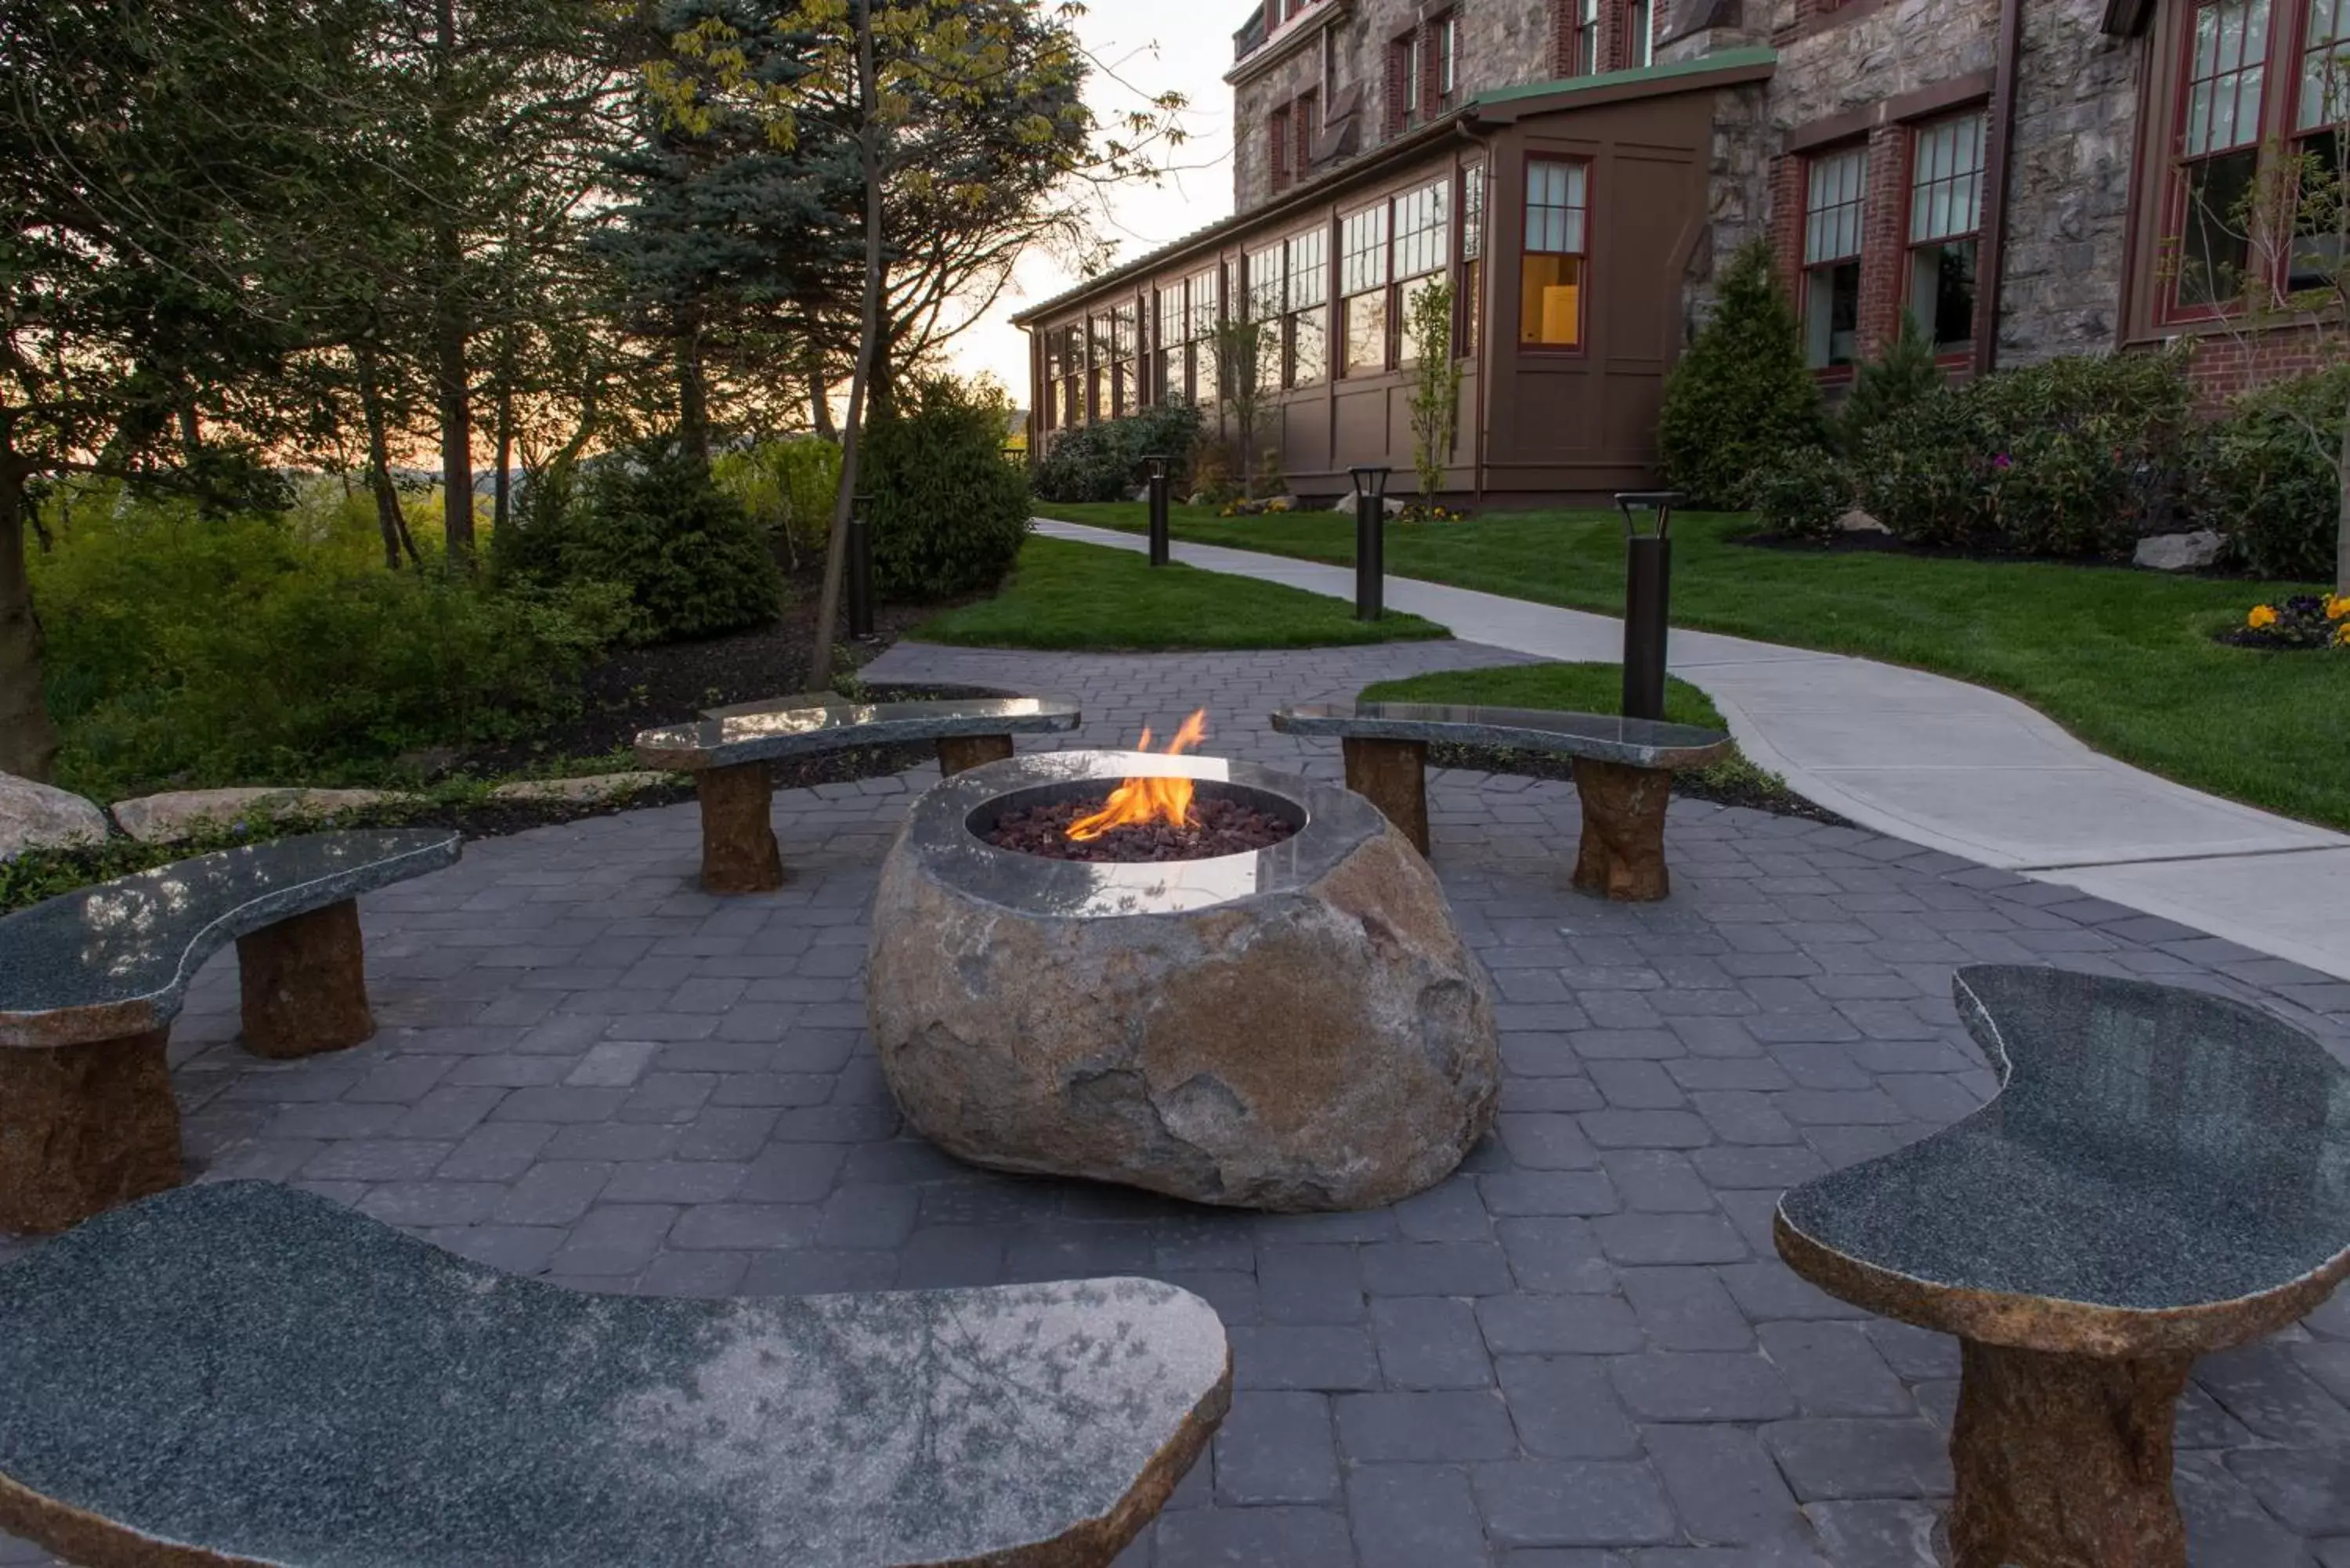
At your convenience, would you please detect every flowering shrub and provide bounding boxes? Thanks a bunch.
[1745,446,1850,542]
[1218,496,1296,518]
[2222,593,2350,650]
[1394,503,1468,522]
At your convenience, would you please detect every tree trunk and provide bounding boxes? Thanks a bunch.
[357,345,418,570]
[806,333,836,439]
[433,231,475,561]
[678,305,711,465]
[493,333,515,537]
[0,439,60,782]
[806,0,884,688]
[2337,391,2350,596]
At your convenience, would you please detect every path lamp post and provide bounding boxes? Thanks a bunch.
[1350,465,1391,621]
[1613,490,1682,722]
[848,493,876,639]
[1141,455,1173,567]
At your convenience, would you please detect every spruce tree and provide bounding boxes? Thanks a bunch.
[1839,312,1943,454]
[1658,240,1825,508]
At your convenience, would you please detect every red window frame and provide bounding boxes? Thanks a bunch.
[2163,0,2276,322]
[1519,157,1591,355]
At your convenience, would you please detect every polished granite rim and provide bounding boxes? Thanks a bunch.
[1776,965,2350,1358]
[634,696,1083,771]
[0,829,461,1049]
[1271,701,1732,771]
[896,750,1387,919]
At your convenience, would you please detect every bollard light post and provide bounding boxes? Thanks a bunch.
[847,492,876,639]
[1613,490,1682,721]
[1350,465,1391,621]
[1141,455,1173,567]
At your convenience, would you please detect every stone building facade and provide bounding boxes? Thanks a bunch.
[1015,0,2336,498]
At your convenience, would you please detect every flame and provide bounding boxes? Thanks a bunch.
[1065,710,1211,840]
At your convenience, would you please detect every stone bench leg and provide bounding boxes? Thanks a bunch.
[1570,758,1674,901]
[1342,737,1430,854]
[937,734,1013,775]
[0,1030,183,1234]
[238,899,374,1059]
[697,761,783,894]
[1947,1340,2192,1568]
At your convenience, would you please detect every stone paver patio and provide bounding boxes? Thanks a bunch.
[8,641,2350,1567]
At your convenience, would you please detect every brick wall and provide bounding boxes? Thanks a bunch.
[1854,124,1910,356]
[2186,326,2344,408]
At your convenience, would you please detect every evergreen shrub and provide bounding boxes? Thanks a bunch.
[863,375,1032,598]
[1658,240,1827,507]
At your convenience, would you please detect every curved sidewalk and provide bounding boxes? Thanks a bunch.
[1035,517,2350,985]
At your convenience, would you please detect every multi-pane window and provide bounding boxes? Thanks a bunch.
[2175,0,2271,309]
[1437,14,1459,107]
[1460,164,1485,354]
[1247,242,1287,393]
[1088,313,1114,419]
[1286,228,1330,388]
[1040,331,1062,432]
[1803,146,1867,367]
[2292,1,2350,290]
[1908,113,1986,352]
[1520,160,1588,349]
[2300,0,2350,128]
[1394,181,1451,363]
[1271,105,1292,192]
[1188,269,1220,405]
[1058,323,1085,428]
[1155,284,1186,402]
[1573,0,1599,74]
[1340,204,1390,374]
[1627,0,1654,67]
[1112,301,1141,416]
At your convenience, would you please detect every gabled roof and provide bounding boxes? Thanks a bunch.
[1010,47,1777,327]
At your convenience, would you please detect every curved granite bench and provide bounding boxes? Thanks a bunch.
[0,829,460,1234]
[0,1182,1231,1568]
[634,696,1082,894]
[1270,701,1730,900]
[1776,964,2350,1568]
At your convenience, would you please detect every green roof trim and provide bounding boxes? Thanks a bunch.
[1467,45,1777,109]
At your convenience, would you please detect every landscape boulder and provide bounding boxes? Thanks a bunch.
[2134,529,2228,572]
[111,788,419,845]
[0,775,109,856]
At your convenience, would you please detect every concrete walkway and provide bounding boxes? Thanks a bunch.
[1035,518,2350,985]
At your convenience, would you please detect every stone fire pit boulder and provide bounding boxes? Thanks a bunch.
[867,751,1500,1212]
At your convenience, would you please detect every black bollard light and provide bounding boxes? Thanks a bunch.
[1350,464,1390,621]
[847,492,875,639]
[1613,490,1682,721]
[1141,454,1173,567]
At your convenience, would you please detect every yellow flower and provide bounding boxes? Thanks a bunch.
[2328,594,2350,621]
[2339,620,2350,647]
[2248,604,2278,629]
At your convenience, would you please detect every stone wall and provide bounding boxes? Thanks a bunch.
[1995,1,2141,365]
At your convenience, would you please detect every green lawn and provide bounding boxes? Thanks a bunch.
[1035,501,2350,831]
[1359,660,1799,811]
[912,533,1447,651]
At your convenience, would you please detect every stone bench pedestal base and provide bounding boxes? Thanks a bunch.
[1341,737,1430,854]
[1571,758,1674,902]
[238,899,374,1058]
[1948,1340,2192,1568]
[0,1030,182,1234]
[696,761,784,894]
[935,734,1013,775]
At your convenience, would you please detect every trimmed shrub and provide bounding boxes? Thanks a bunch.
[1032,400,1206,503]
[2198,364,2350,582]
[1745,446,1850,543]
[1838,315,1943,454]
[501,437,782,641]
[863,374,1032,598]
[1849,346,2198,558]
[1659,240,1827,508]
[713,436,843,565]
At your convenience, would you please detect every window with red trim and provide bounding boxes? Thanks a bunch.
[1520,160,1588,349]
[1907,112,1987,353]
[1271,104,1292,192]
[1802,146,1867,368]
[2172,0,2271,313]
[1625,0,1654,67]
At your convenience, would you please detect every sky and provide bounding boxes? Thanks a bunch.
[949,0,1243,402]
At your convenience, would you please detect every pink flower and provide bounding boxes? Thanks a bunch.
[1992,453,2012,470]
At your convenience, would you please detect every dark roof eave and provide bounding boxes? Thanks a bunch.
[1010,49,1777,327]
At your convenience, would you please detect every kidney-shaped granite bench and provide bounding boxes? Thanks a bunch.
[1270,701,1730,900]
[1776,964,2350,1568]
[634,696,1081,894]
[0,1182,1231,1568]
[0,829,460,1234]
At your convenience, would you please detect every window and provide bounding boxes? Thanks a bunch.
[1271,105,1292,192]
[2290,2,2350,291]
[1188,269,1220,405]
[1058,323,1085,428]
[1248,242,1287,392]
[1437,13,1459,107]
[1574,0,1599,74]
[1394,181,1451,363]
[1390,31,1422,132]
[1040,330,1062,431]
[1155,284,1186,401]
[1907,113,1986,352]
[2174,0,2271,311]
[1460,163,1485,353]
[1627,0,1654,67]
[1296,89,1319,175]
[1088,313,1114,419]
[1520,160,1588,348]
[1286,227,1330,387]
[1112,301,1141,415]
[1341,204,1390,374]
[1803,146,1867,367]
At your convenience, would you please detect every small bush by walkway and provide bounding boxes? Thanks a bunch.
[1036,502,2350,832]
[912,535,1447,651]
[1361,661,1835,822]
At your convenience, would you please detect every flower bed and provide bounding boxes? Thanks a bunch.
[2222,594,2350,650]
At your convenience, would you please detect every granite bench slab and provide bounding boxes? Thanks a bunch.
[634,697,1082,894]
[0,1182,1231,1568]
[0,829,459,1233]
[1776,964,2350,1568]
[1270,701,1731,901]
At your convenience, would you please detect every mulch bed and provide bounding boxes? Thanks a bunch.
[1428,742,1854,828]
[986,795,1300,862]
